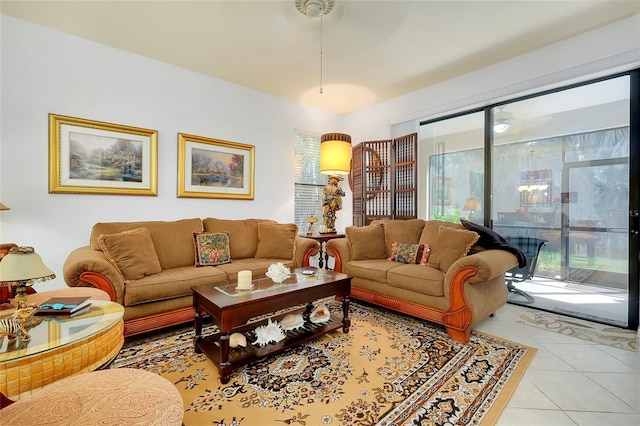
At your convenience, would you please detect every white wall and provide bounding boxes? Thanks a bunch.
[0,15,342,290]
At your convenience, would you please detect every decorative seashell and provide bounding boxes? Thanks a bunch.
[252,318,286,347]
[229,332,247,348]
[309,303,331,324]
[280,313,304,331]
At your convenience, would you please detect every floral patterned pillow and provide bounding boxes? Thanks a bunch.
[193,232,231,267]
[388,240,431,265]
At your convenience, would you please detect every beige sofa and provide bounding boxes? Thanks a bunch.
[326,219,519,342]
[63,218,319,336]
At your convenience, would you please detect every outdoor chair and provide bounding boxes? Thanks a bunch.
[503,236,548,304]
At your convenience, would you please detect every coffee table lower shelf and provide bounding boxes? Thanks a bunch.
[196,309,346,384]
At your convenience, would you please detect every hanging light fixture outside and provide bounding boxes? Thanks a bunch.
[493,107,513,134]
[320,133,352,175]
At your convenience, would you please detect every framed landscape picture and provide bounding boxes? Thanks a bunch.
[48,114,158,196]
[435,176,452,205]
[177,133,255,200]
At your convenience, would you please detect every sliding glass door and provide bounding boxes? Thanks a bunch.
[420,71,638,329]
[491,76,633,327]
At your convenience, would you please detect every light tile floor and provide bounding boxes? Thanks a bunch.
[475,303,640,426]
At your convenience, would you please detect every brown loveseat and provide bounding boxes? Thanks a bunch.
[63,218,319,336]
[326,219,519,342]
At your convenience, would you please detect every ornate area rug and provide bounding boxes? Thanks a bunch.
[518,309,638,351]
[113,302,535,425]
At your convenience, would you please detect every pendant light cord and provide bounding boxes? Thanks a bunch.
[320,14,323,94]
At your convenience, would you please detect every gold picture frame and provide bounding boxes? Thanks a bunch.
[435,176,452,205]
[48,114,158,196]
[178,133,255,200]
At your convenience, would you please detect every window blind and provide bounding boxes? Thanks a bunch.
[294,130,325,233]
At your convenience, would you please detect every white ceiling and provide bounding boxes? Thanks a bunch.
[2,1,639,114]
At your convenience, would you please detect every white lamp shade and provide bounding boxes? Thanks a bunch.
[320,133,352,175]
[0,247,56,283]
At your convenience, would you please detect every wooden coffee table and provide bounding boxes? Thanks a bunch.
[192,267,351,384]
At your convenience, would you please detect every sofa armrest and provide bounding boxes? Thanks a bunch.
[445,249,518,288]
[63,246,124,304]
[295,237,320,267]
[325,238,351,272]
[440,249,517,341]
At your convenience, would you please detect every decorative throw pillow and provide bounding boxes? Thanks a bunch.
[388,240,431,265]
[416,244,431,265]
[193,232,231,267]
[98,227,162,282]
[255,222,298,259]
[388,240,418,263]
[346,223,387,260]
[427,226,480,272]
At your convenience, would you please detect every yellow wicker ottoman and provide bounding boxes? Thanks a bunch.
[0,368,183,425]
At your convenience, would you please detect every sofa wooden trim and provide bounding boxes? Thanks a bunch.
[345,266,477,343]
[80,272,117,300]
[123,307,195,337]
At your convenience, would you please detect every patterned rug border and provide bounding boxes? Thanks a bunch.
[518,309,638,352]
[115,301,537,425]
[473,331,537,425]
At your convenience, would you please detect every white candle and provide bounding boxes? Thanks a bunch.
[237,270,252,289]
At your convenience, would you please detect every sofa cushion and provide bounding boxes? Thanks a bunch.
[371,219,425,255]
[98,227,162,282]
[387,263,445,297]
[255,222,298,259]
[193,232,231,266]
[203,218,275,259]
[419,220,463,245]
[91,218,203,269]
[123,265,227,306]
[427,226,480,272]
[387,240,431,265]
[346,223,387,260]
[346,259,399,283]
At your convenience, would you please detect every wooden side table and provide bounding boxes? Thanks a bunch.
[304,233,345,269]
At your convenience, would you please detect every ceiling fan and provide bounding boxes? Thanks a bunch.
[295,0,335,19]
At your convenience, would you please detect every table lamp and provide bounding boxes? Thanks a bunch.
[305,215,318,235]
[0,246,55,303]
[463,197,481,220]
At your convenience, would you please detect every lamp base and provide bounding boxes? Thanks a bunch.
[13,283,29,303]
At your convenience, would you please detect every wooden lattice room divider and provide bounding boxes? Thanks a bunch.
[350,133,418,226]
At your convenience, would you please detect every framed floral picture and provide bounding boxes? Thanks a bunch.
[48,114,158,196]
[177,133,255,200]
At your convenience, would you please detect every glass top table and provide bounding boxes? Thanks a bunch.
[0,300,125,400]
